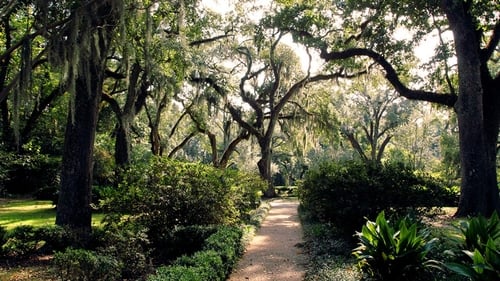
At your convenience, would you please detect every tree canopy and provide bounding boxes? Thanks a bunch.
[0,0,498,237]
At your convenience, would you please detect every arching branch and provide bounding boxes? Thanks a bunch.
[481,21,500,63]
[320,47,458,107]
[168,131,197,158]
[218,130,250,168]
[189,34,232,47]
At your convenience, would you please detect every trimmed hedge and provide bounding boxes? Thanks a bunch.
[298,161,457,235]
[148,226,243,281]
[53,248,122,281]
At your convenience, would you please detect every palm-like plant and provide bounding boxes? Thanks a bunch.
[445,212,500,281]
[353,211,437,281]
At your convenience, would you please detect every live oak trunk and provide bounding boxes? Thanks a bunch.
[56,71,102,241]
[258,135,276,197]
[56,1,121,242]
[443,1,500,216]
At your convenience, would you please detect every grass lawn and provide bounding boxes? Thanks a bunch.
[0,199,104,230]
[0,199,106,281]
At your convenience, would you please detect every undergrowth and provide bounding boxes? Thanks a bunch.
[300,206,362,281]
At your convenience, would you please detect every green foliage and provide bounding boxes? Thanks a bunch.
[300,206,362,281]
[455,212,500,253]
[147,226,243,281]
[446,239,500,281]
[34,225,75,252]
[203,225,244,274]
[1,225,75,257]
[53,248,123,281]
[96,222,152,279]
[353,211,438,281]
[152,225,218,264]
[445,212,500,281]
[0,226,7,255]
[2,225,40,256]
[298,160,457,235]
[101,157,263,235]
[0,150,60,196]
[93,144,116,186]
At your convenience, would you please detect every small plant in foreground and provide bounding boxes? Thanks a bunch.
[54,248,122,281]
[353,211,437,281]
[445,212,500,281]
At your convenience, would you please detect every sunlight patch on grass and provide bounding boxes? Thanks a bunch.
[0,199,104,230]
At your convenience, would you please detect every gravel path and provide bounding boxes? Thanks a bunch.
[228,199,306,281]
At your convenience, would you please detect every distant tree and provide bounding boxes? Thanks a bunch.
[335,74,414,165]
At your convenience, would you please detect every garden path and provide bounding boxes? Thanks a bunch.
[227,198,306,281]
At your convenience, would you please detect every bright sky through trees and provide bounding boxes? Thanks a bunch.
[201,0,451,75]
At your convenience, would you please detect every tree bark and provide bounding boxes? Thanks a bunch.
[442,0,499,216]
[56,1,121,242]
[56,72,101,242]
[258,137,276,197]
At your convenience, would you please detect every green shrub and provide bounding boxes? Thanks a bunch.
[445,212,500,280]
[298,160,456,235]
[203,225,243,274]
[1,225,77,257]
[0,151,60,196]
[148,265,211,281]
[0,225,7,255]
[53,248,122,281]
[353,211,438,281]
[147,226,243,281]
[97,222,151,279]
[101,157,264,235]
[174,250,224,280]
[35,225,75,252]
[153,225,218,263]
[2,225,40,256]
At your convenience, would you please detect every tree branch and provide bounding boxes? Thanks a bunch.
[168,131,197,158]
[320,47,458,107]
[189,33,231,47]
[218,130,250,168]
[481,20,500,62]
[341,128,369,162]
[376,135,393,163]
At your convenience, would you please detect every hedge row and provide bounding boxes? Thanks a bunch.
[299,161,458,235]
[148,226,243,281]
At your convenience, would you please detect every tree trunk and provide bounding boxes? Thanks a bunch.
[56,1,121,242]
[258,138,275,197]
[114,119,131,166]
[150,125,162,156]
[443,1,500,216]
[56,71,102,242]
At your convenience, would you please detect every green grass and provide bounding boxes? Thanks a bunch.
[0,199,104,230]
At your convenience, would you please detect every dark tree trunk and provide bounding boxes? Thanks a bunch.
[0,16,13,149]
[443,1,500,216]
[56,71,102,242]
[115,121,131,166]
[114,63,143,167]
[258,137,275,197]
[56,1,120,242]
[150,125,162,156]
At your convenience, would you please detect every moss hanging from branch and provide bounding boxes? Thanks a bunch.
[46,0,125,123]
